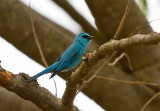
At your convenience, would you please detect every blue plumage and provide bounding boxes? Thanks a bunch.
[28,32,94,82]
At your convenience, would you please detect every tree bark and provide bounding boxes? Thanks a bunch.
[0,67,78,111]
[0,86,42,111]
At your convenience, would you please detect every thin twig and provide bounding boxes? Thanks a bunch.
[113,0,132,39]
[29,1,48,67]
[129,17,160,37]
[76,52,117,95]
[140,91,160,111]
[96,76,160,86]
[77,52,132,95]
[29,2,57,97]
[30,17,48,67]
[30,16,57,97]
[108,52,133,71]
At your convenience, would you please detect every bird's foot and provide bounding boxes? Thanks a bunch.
[82,53,89,62]
[67,72,72,78]
[96,46,100,50]
[67,69,74,78]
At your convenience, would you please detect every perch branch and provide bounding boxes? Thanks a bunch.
[77,52,132,95]
[76,0,132,96]
[61,32,160,111]
[76,52,117,95]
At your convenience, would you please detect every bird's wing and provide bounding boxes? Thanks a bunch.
[54,45,82,73]
[49,50,79,79]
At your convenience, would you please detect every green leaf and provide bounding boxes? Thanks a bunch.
[137,0,148,16]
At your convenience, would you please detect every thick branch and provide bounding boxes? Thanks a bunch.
[0,86,42,111]
[85,0,152,40]
[61,32,160,111]
[0,67,78,111]
[0,0,75,67]
[52,0,105,43]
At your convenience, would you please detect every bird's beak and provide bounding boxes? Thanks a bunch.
[87,36,95,39]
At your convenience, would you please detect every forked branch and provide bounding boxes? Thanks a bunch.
[61,33,160,111]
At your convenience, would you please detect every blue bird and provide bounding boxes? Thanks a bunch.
[28,32,94,82]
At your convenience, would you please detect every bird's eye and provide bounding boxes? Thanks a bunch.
[82,35,89,38]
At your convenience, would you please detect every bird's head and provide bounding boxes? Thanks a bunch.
[75,32,94,46]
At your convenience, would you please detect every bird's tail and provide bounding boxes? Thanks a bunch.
[28,64,55,82]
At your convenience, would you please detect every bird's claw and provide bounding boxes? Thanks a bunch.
[96,46,100,50]
[82,53,89,62]
[67,71,72,78]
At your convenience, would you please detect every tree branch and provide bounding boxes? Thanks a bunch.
[0,67,78,111]
[30,15,48,68]
[61,32,160,111]
[113,0,132,39]
[0,86,42,111]
[108,52,133,70]
[52,0,105,43]
[95,76,160,86]
[0,0,75,68]
[76,52,117,95]
[140,91,160,111]
[29,14,58,97]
